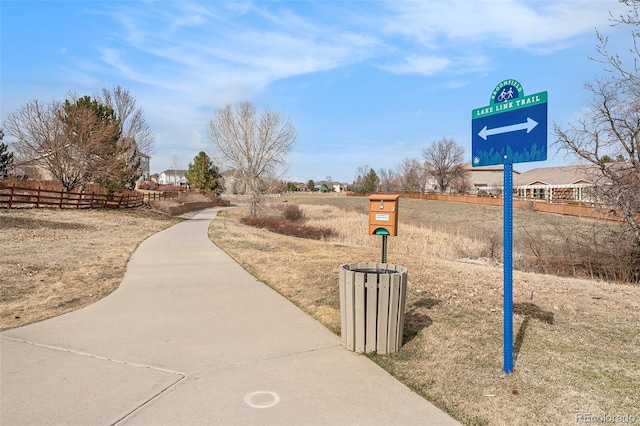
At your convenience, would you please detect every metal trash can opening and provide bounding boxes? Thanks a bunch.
[339,262,408,354]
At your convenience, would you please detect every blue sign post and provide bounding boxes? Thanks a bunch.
[471,80,547,374]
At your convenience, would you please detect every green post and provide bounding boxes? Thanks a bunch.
[381,234,388,264]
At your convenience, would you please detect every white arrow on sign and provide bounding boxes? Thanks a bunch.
[478,117,539,141]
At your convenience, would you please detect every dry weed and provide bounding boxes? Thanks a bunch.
[210,196,640,426]
[0,208,180,330]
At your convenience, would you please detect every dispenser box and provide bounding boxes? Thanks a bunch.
[368,194,400,236]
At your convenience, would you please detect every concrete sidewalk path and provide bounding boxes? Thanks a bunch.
[1,208,460,425]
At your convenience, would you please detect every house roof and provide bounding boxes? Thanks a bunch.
[514,165,598,186]
[464,162,521,187]
[463,162,521,173]
[161,169,188,175]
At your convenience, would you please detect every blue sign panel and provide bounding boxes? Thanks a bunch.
[471,82,548,167]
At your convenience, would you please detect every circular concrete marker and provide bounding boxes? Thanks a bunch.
[243,391,280,409]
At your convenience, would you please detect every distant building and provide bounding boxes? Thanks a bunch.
[468,163,601,203]
[466,163,519,191]
[333,183,348,192]
[137,152,151,181]
[159,169,188,186]
[313,181,348,193]
[514,165,598,202]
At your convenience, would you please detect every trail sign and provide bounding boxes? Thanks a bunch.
[472,80,548,167]
[470,79,548,375]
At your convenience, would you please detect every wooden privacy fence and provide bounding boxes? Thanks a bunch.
[347,191,624,222]
[0,185,144,209]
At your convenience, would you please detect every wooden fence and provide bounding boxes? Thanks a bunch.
[347,191,624,222]
[139,191,180,203]
[0,185,145,209]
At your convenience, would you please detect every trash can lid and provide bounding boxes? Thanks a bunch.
[349,268,397,274]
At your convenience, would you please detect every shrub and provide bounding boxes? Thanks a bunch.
[240,215,335,240]
[137,181,158,190]
[282,203,305,222]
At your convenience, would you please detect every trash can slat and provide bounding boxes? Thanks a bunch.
[339,263,407,354]
[354,271,366,353]
[365,273,378,353]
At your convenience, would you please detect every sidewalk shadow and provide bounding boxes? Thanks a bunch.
[513,302,554,363]
[402,297,442,345]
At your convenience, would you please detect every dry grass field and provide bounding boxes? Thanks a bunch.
[0,208,181,330]
[209,194,639,425]
[1,194,638,425]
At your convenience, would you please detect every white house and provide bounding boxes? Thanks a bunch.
[158,169,188,186]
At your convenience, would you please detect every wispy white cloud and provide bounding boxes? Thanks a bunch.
[383,1,616,49]
[12,0,625,175]
[84,1,622,101]
[378,1,627,74]
[380,55,451,76]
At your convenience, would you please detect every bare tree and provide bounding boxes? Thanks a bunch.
[208,102,296,216]
[422,137,468,193]
[397,157,425,192]
[378,167,400,192]
[4,94,137,192]
[100,86,154,155]
[554,0,640,245]
[451,172,473,194]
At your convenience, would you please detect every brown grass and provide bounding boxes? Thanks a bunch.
[2,194,638,425]
[209,194,640,426]
[0,207,181,330]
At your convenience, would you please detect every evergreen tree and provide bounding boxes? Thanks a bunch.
[361,168,379,193]
[0,130,14,177]
[61,95,139,193]
[186,151,220,193]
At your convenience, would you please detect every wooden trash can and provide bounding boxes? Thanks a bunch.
[339,262,408,354]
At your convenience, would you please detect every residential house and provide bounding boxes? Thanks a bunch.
[294,182,308,192]
[312,181,348,193]
[317,183,330,193]
[333,183,348,193]
[514,165,597,202]
[465,163,600,202]
[466,163,520,191]
[159,169,188,187]
[13,157,54,180]
[429,162,520,194]
[137,152,151,181]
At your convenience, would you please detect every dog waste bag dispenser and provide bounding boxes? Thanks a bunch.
[368,194,399,236]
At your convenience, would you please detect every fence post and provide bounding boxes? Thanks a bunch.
[9,184,14,208]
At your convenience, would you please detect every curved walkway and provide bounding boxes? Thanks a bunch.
[1,208,459,425]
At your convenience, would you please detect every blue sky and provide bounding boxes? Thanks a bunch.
[0,1,632,183]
